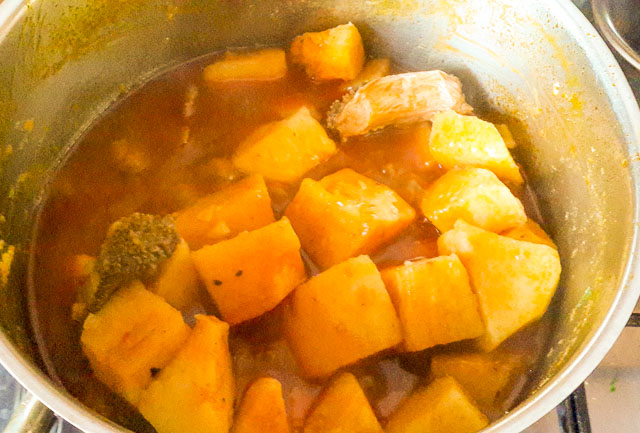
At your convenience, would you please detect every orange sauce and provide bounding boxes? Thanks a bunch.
[29,51,552,432]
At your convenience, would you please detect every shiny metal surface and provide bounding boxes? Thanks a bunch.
[2,394,54,433]
[0,1,639,432]
[592,0,640,70]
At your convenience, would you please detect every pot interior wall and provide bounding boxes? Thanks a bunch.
[0,0,636,430]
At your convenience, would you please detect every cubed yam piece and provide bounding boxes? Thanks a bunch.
[232,106,337,183]
[81,281,190,405]
[203,48,287,82]
[137,315,235,433]
[340,58,391,92]
[495,123,517,148]
[430,351,526,408]
[303,373,383,433]
[290,22,365,81]
[429,111,523,184]
[380,255,484,352]
[284,255,402,377]
[385,376,489,433]
[149,239,201,311]
[174,174,275,249]
[438,220,561,351]
[285,169,415,269]
[232,378,289,433]
[191,217,306,325]
[502,219,557,249]
[421,168,526,233]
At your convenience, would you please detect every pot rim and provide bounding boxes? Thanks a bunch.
[0,0,639,432]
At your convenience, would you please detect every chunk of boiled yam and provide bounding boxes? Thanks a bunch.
[81,281,190,405]
[137,315,234,433]
[429,111,523,184]
[191,218,307,325]
[438,220,561,351]
[340,58,391,92]
[233,106,337,183]
[430,351,526,409]
[380,255,484,352]
[327,70,473,138]
[421,168,526,233]
[203,48,287,82]
[303,373,383,433]
[502,219,557,249]
[231,377,289,433]
[495,123,517,149]
[284,255,402,377]
[147,239,200,311]
[174,174,275,250]
[385,376,489,433]
[290,22,365,81]
[285,169,415,269]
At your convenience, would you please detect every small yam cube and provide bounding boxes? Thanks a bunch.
[284,255,402,377]
[203,48,287,82]
[421,167,526,233]
[232,377,289,433]
[285,169,415,269]
[174,174,275,249]
[502,219,557,249]
[340,58,391,92]
[429,111,523,184]
[303,373,383,433]
[438,220,562,351]
[110,139,150,174]
[385,376,489,433]
[137,315,235,433]
[149,239,201,311]
[380,255,484,352]
[81,281,190,405]
[232,106,337,183]
[290,22,365,81]
[191,217,306,325]
[430,351,526,409]
[495,123,517,149]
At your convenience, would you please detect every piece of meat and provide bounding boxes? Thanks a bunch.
[327,70,473,139]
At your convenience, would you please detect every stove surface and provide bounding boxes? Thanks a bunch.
[0,1,638,432]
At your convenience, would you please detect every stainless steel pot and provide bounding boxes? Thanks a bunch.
[0,0,639,432]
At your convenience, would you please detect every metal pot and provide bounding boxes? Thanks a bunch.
[0,0,639,432]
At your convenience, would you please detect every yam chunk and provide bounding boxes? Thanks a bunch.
[385,376,489,433]
[340,58,391,92]
[303,373,383,433]
[328,71,473,138]
[430,351,526,409]
[495,123,517,149]
[137,315,234,433]
[232,378,289,433]
[502,219,557,249]
[203,48,287,82]
[284,255,402,377]
[438,220,561,351]
[285,169,415,269]
[420,168,526,233]
[191,218,306,325]
[174,174,275,249]
[380,255,484,352]
[232,107,337,183]
[149,239,201,311]
[81,282,190,405]
[429,111,523,184]
[290,23,365,81]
